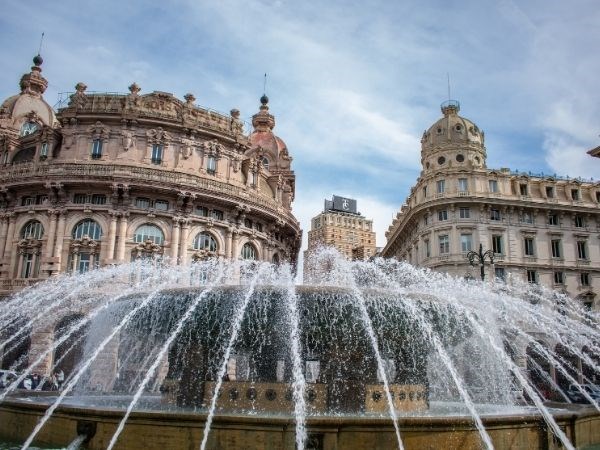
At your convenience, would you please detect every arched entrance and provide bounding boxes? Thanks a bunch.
[53,314,88,379]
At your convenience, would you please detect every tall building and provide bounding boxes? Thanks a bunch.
[382,100,600,309]
[304,195,376,277]
[0,54,301,296]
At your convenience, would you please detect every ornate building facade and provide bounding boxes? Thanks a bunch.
[304,195,376,279]
[0,55,301,296]
[382,101,600,309]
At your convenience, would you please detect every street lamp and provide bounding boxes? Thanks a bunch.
[466,243,495,281]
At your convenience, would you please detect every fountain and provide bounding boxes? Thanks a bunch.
[0,249,599,450]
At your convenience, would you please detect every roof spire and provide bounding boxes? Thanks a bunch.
[253,74,275,131]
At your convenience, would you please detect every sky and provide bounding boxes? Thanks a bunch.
[1,0,599,256]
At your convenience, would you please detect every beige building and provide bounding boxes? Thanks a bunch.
[382,100,600,309]
[304,195,376,277]
[0,54,302,296]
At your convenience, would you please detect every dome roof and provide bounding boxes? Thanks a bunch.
[0,55,57,131]
[249,96,290,164]
[421,100,484,148]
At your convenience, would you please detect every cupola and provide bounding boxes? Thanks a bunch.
[420,100,486,173]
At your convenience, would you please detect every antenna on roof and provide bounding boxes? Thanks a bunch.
[38,32,45,56]
[447,72,451,101]
[263,73,267,95]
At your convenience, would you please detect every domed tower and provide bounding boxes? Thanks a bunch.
[248,95,295,212]
[0,54,58,139]
[420,100,486,174]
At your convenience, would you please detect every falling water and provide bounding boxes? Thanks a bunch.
[1,250,599,450]
[199,262,266,450]
[344,282,404,449]
[106,261,225,450]
[283,267,308,450]
[19,279,172,450]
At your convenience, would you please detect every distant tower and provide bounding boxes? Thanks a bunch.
[304,195,376,280]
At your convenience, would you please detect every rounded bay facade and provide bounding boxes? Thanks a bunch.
[0,56,301,295]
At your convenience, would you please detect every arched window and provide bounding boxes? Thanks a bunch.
[20,122,38,137]
[261,156,269,171]
[12,147,36,164]
[241,242,257,260]
[21,220,44,240]
[272,253,280,265]
[134,224,164,245]
[193,232,217,252]
[72,219,102,240]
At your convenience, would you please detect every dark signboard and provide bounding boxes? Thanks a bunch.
[332,195,357,213]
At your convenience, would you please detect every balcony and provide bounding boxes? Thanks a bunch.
[0,162,300,230]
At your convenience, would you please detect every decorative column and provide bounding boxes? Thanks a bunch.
[3,213,16,261]
[0,215,8,260]
[16,248,24,278]
[170,219,181,265]
[105,211,118,262]
[179,220,190,266]
[116,213,129,262]
[44,210,58,262]
[231,230,240,260]
[225,228,233,259]
[52,211,67,273]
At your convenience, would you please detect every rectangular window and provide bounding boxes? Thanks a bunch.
[21,253,35,278]
[425,240,431,258]
[527,270,537,284]
[211,209,224,220]
[151,144,163,164]
[577,241,588,260]
[574,215,584,228]
[458,178,468,192]
[78,253,91,274]
[524,238,535,256]
[40,142,48,158]
[91,194,106,205]
[460,234,472,252]
[548,213,559,226]
[488,180,498,193]
[553,271,564,285]
[244,218,252,228]
[439,235,450,254]
[91,139,103,159]
[436,179,445,194]
[596,192,600,203]
[207,156,217,174]
[580,273,590,286]
[135,197,151,209]
[437,210,448,221]
[154,200,169,211]
[546,186,554,198]
[73,194,87,204]
[459,207,470,219]
[255,222,263,232]
[492,235,503,254]
[522,211,533,224]
[21,196,36,206]
[551,239,561,258]
[423,186,427,198]
[495,267,505,281]
[571,189,580,200]
[519,184,528,196]
[424,214,429,225]
[35,195,47,205]
[490,208,501,221]
[195,206,208,217]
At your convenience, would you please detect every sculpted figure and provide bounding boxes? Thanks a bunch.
[122,130,135,151]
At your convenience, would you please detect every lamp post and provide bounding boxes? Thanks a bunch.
[466,243,495,281]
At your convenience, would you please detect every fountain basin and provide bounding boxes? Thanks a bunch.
[1,395,599,450]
